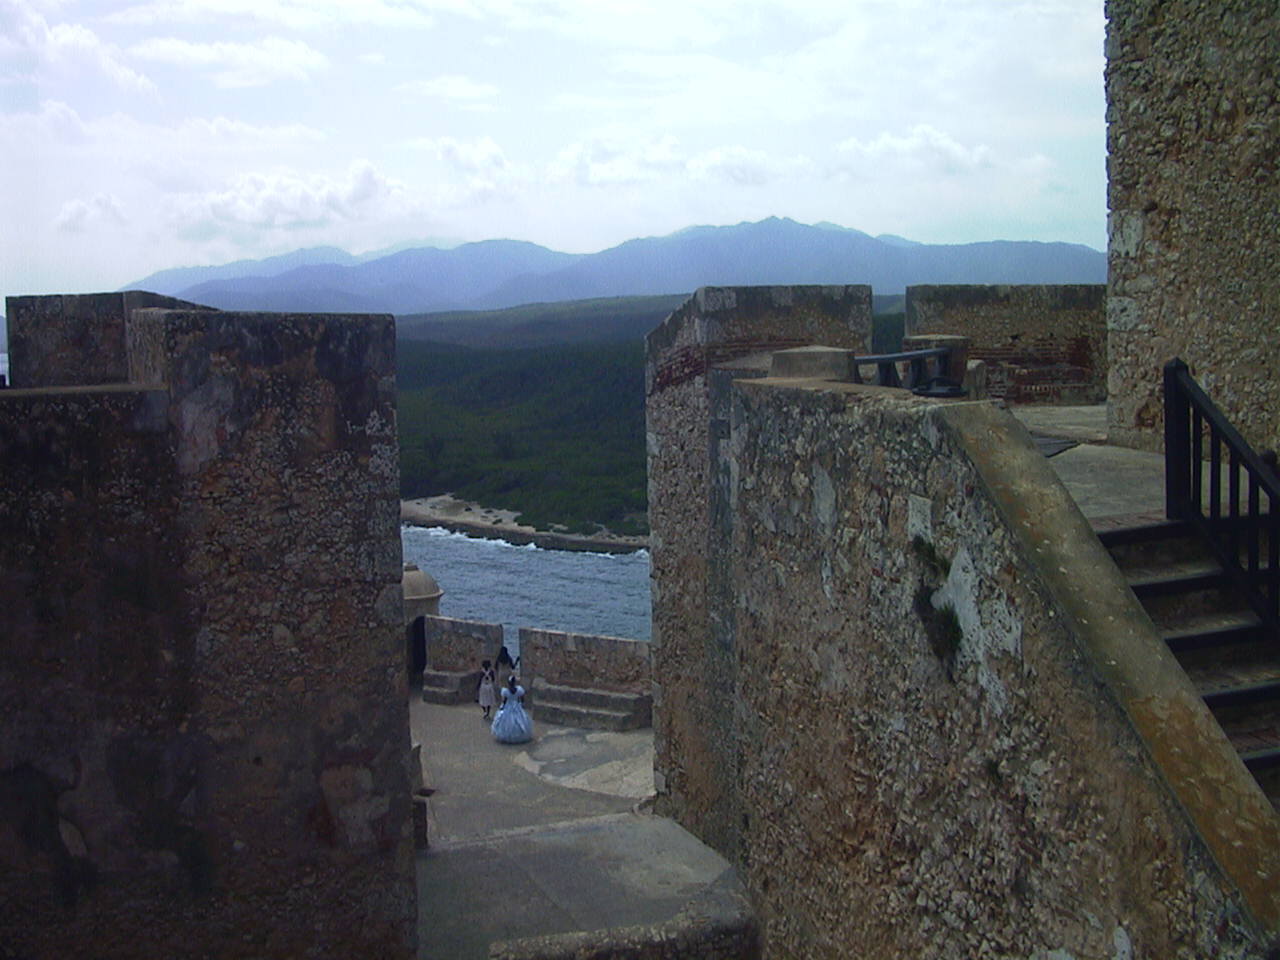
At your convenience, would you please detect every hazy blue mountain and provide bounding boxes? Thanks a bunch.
[125,246,359,297]
[477,217,1103,307]
[143,217,1104,315]
[176,239,581,314]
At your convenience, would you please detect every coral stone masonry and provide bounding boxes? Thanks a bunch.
[0,293,415,957]
[1105,0,1280,453]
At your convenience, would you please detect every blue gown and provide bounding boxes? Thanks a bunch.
[491,685,533,744]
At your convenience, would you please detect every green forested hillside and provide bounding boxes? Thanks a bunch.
[396,339,648,534]
[397,294,688,349]
[395,309,907,534]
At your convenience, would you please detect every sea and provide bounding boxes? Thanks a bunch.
[400,525,652,656]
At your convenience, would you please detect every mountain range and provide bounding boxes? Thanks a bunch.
[123,217,1105,317]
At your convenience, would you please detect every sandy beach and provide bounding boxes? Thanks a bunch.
[400,494,648,554]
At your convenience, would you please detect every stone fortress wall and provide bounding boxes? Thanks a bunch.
[0,293,416,957]
[1105,0,1279,453]
[646,284,874,861]
[646,285,1279,957]
[418,614,650,705]
[519,627,651,697]
[905,284,1107,404]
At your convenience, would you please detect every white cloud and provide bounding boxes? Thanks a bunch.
[418,135,507,174]
[0,0,154,92]
[54,193,127,232]
[166,160,404,234]
[835,125,996,178]
[549,134,683,186]
[398,73,498,102]
[129,35,327,87]
[687,146,811,186]
[106,0,437,30]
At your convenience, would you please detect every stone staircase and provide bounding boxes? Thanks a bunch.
[530,679,653,732]
[1099,519,1280,811]
[421,668,481,706]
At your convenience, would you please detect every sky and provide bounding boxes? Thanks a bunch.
[1,0,1107,305]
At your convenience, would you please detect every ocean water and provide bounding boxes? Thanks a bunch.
[400,525,652,655]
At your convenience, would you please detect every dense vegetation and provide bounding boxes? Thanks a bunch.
[395,309,906,535]
[397,338,648,535]
[397,294,688,349]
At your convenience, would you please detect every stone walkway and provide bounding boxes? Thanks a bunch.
[1009,404,1166,521]
[411,700,749,959]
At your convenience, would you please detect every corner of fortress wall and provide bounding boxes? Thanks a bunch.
[646,285,1279,956]
[1105,0,1280,454]
[0,292,417,957]
[644,285,874,859]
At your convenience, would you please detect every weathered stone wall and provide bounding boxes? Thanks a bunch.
[423,614,503,673]
[0,386,190,926]
[905,284,1107,404]
[651,375,1277,957]
[1106,0,1279,452]
[0,297,415,957]
[5,291,210,389]
[646,285,872,860]
[519,628,651,694]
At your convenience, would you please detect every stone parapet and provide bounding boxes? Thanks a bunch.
[649,365,1277,955]
[905,284,1106,404]
[423,614,503,673]
[519,628,651,695]
[645,285,873,860]
[0,295,415,957]
[5,291,211,389]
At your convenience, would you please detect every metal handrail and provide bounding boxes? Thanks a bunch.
[1165,358,1279,632]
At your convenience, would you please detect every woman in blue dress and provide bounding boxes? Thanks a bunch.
[491,674,533,744]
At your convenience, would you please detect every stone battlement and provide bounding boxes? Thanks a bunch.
[0,293,415,957]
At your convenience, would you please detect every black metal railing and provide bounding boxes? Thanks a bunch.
[850,346,960,395]
[1165,358,1279,632]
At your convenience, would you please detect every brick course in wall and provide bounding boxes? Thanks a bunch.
[905,284,1106,404]
[1106,0,1279,453]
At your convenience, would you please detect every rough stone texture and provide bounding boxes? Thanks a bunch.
[905,284,1107,404]
[0,296,416,957]
[423,614,503,673]
[519,629,652,695]
[646,286,872,860]
[650,373,1277,957]
[5,291,211,389]
[489,869,760,960]
[1105,0,1279,453]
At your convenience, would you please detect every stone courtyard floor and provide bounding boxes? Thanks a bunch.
[410,699,743,959]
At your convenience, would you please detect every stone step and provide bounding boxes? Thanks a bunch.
[1162,610,1266,653]
[532,679,652,713]
[1097,519,1201,568]
[422,669,481,706]
[534,700,652,732]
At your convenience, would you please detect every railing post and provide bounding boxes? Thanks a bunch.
[1165,358,1191,520]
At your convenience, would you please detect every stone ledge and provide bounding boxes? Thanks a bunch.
[488,868,759,960]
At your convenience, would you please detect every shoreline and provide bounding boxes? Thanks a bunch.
[400,495,648,555]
